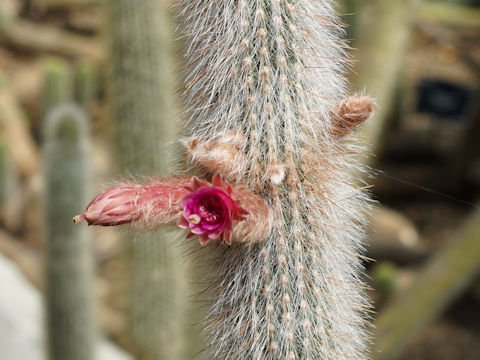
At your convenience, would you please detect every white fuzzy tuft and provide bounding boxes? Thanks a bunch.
[179,1,372,359]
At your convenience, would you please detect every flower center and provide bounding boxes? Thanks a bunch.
[197,195,225,223]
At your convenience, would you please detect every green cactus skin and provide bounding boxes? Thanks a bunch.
[74,61,98,109]
[43,58,72,115]
[44,104,97,360]
[0,136,16,205]
[106,1,187,359]
[0,136,21,231]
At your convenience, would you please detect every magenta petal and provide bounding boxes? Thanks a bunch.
[190,226,205,234]
[202,223,222,230]
[209,226,225,238]
[177,216,189,229]
[181,194,193,208]
[185,202,195,214]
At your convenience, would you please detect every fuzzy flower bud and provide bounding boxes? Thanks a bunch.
[74,178,190,228]
[331,95,374,137]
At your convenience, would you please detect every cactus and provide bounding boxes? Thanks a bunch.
[178,1,372,358]
[79,0,374,358]
[106,1,186,359]
[43,58,72,114]
[74,61,98,109]
[44,104,96,360]
[0,136,22,231]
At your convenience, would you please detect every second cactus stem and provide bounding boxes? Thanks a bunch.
[44,104,96,360]
[106,0,186,359]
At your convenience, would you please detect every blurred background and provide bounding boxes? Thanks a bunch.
[0,0,479,359]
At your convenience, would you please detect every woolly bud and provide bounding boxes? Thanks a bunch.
[183,133,247,182]
[73,178,190,228]
[266,163,285,185]
[331,95,374,137]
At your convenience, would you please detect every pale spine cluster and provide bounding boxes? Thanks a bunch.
[180,1,371,359]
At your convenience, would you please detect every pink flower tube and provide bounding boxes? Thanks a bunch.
[73,178,191,228]
[75,174,271,245]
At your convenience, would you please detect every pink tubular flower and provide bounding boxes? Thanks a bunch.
[73,178,190,227]
[75,174,271,246]
[177,174,248,246]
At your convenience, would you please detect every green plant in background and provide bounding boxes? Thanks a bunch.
[429,0,479,5]
[345,0,419,156]
[0,136,21,231]
[0,137,17,204]
[43,58,72,114]
[373,209,480,359]
[44,104,96,360]
[106,1,187,359]
[373,261,399,296]
[74,61,98,109]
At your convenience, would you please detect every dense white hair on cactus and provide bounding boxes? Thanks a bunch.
[178,0,372,359]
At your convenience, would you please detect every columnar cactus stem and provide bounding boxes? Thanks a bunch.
[80,1,373,358]
[0,136,21,231]
[43,58,72,114]
[44,104,96,360]
[179,1,372,359]
[74,61,98,109]
[106,1,186,358]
